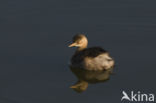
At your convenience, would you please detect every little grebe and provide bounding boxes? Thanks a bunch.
[69,34,114,71]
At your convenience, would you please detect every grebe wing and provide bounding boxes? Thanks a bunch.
[81,47,107,57]
[83,53,114,71]
[71,47,107,64]
[71,47,114,70]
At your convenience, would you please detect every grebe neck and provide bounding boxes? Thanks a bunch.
[77,45,87,52]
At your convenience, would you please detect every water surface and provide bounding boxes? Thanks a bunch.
[0,0,156,103]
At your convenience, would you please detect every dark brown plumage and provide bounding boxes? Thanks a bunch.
[71,47,108,64]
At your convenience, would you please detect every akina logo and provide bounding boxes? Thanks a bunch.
[121,91,155,102]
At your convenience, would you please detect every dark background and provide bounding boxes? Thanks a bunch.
[0,0,156,103]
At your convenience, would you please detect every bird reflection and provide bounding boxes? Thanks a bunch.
[69,66,114,93]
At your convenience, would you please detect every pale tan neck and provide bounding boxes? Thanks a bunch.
[77,45,87,51]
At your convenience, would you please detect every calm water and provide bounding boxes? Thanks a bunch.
[0,0,156,103]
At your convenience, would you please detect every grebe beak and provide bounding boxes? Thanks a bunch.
[68,43,77,47]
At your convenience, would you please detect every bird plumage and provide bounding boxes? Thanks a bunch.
[69,34,115,71]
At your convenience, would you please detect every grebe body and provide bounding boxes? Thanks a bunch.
[69,34,114,71]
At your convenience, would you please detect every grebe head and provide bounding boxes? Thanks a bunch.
[68,34,88,51]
